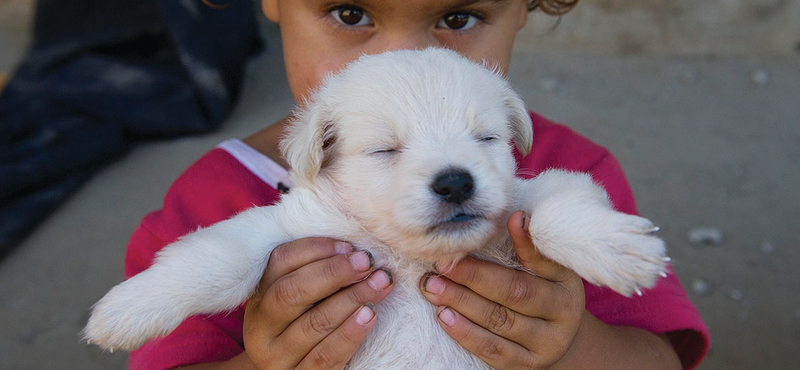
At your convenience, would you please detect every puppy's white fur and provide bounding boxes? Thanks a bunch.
[85,48,667,368]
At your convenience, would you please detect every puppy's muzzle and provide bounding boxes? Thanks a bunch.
[432,169,474,205]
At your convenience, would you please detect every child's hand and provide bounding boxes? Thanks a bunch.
[420,211,586,369]
[243,238,394,369]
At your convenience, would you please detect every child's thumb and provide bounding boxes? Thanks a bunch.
[507,210,573,282]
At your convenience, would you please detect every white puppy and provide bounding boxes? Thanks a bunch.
[85,48,668,369]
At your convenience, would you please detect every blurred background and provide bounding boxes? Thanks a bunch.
[1,0,798,369]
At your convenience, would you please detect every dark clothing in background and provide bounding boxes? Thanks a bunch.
[0,0,264,257]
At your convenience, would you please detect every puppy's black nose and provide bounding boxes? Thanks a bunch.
[432,170,474,204]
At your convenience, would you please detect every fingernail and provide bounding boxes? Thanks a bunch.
[422,274,445,295]
[349,250,374,272]
[368,269,393,291]
[437,306,456,327]
[521,211,528,231]
[433,261,454,274]
[335,241,353,255]
[355,303,375,326]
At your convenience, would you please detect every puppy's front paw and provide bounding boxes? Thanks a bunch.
[524,171,669,297]
[531,209,668,297]
[84,277,184,351]
[576,212,668,296]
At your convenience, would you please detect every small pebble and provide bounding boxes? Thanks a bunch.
[688,227,724,246]
[539,77,560,93]
[759,240,774,254]
[750,69,770,86]
[691,279,711,296]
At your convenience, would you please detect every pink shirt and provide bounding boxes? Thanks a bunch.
[125,112,710,369]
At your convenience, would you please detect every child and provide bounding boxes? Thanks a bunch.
[123,1,710,369]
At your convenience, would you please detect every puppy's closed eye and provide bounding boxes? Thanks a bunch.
[372,148,400,154]
[367,143,402,156]
[476,133,500,143]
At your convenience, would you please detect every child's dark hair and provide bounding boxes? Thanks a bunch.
[529,0,579,15]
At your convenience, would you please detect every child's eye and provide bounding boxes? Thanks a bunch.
[437,12,479,30]
[330,6,373,27]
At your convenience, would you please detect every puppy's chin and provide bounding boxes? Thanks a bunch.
[394,217,502,266]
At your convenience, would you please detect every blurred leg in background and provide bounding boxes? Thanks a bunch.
[0,0,263,257]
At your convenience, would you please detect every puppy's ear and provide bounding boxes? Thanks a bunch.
[280,103,336,184]
[504,90,533,156]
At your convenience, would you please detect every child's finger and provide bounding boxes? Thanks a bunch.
[434,306,539,370]
[264,237,353,287]
[421,272,554,345]
[297,304,378,370]
[246,249,375,340]
[507,210,574,283]
[248,237,353,313]
[278,269,394,368]
[432,259,571,321]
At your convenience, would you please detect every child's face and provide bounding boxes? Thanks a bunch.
[263,0,529,103]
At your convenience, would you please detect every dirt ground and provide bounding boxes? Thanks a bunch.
[1,6,798,370]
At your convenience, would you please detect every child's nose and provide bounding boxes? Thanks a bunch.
[371,30,443,54]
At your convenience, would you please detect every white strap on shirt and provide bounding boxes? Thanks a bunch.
[217,139,293,191]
